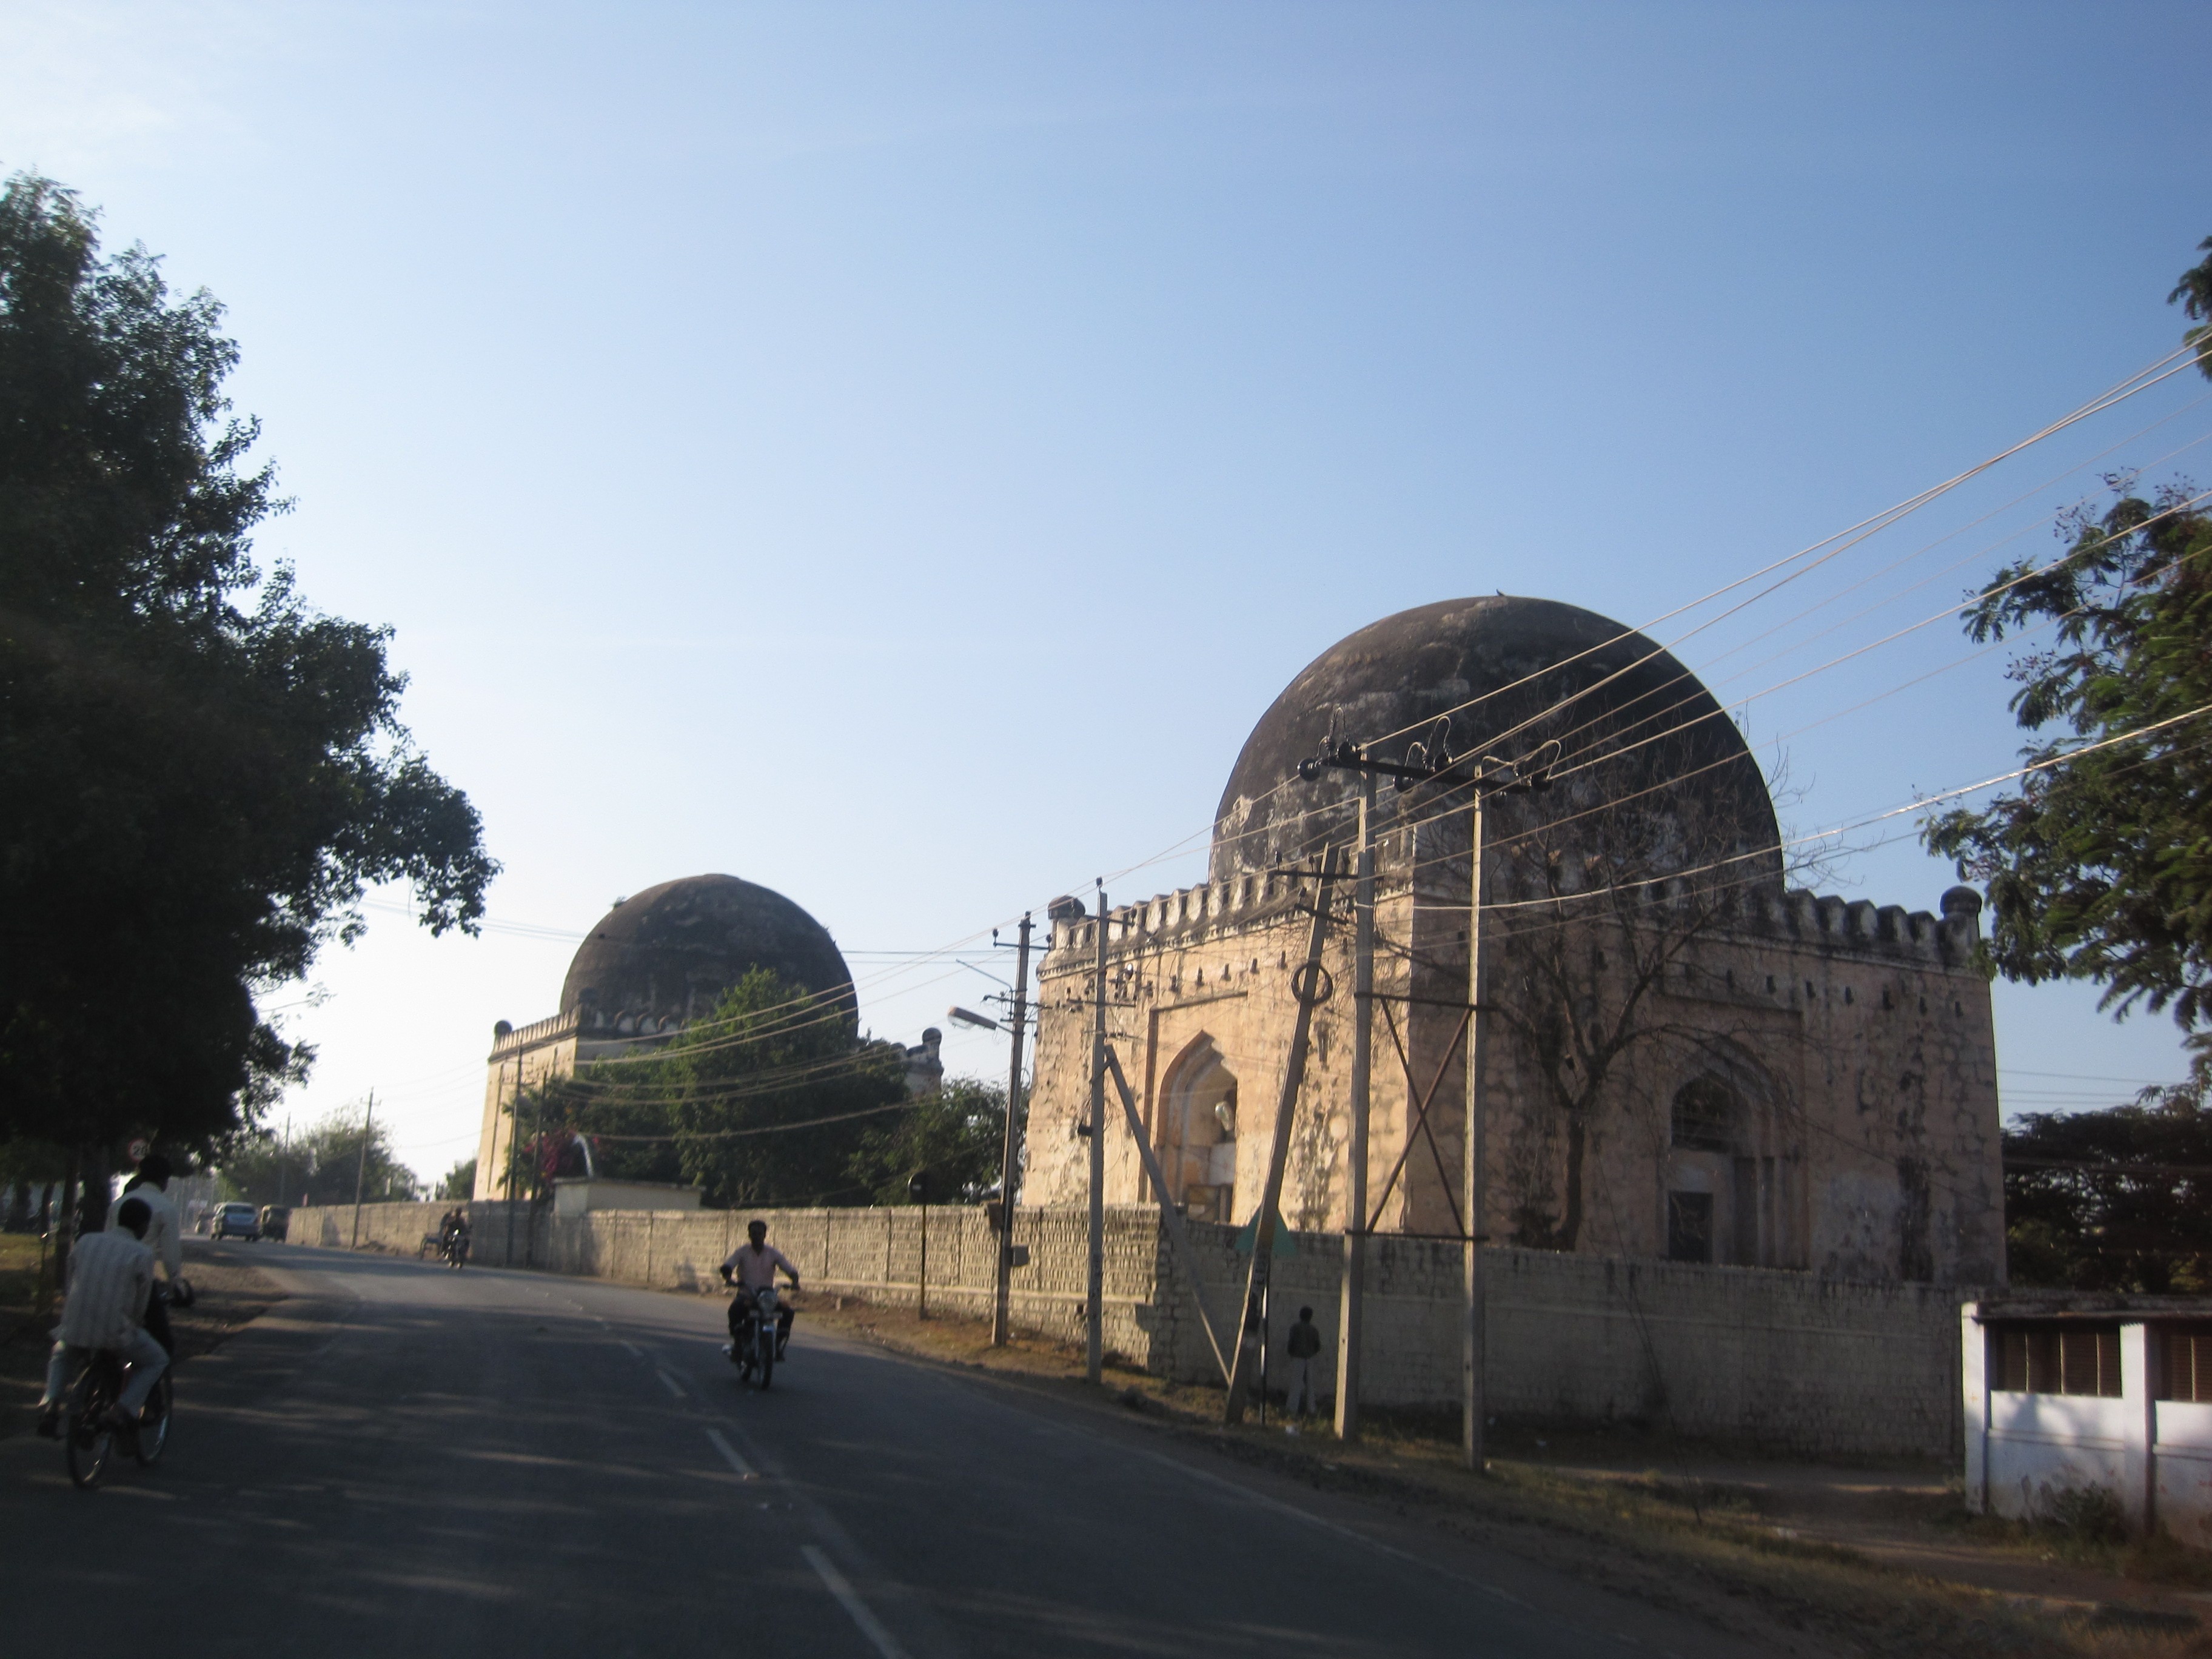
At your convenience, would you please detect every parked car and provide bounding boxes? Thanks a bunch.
[258,1204,290,1242]
[210,1201,261,1241]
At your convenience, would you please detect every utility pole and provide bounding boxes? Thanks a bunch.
[504,1061,522,1267]
[1463,789,1487,1473]
[1086,881,1108,1385]
[1298,732,1558,1473]
[350,1091,376,1249]
[275,1118,291,1211]
[992,913,1034,1347]
[1335,764,1376,1440]
[525,1082,543,1269]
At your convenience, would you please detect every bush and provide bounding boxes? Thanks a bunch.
[2043,1482,2127,1543]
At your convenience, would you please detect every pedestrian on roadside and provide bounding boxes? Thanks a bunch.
[1285,1305,1322,1419]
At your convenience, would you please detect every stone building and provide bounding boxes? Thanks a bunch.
[1027,596,2006,1285]
[472,873,942,1199]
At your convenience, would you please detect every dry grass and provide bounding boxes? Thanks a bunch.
[1933,1508,2212,1592]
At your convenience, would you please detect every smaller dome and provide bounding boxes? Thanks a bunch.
[560,874,853,1025]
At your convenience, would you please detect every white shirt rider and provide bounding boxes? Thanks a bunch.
[722,1233,800,1293]
[107,1180,181,1284]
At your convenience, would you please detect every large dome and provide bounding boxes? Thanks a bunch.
[559,874,853,1027]
[1211,596,1780,886]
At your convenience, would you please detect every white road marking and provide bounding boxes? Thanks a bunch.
[803,1544,910,1659]
[704,1428,757,1478]
[657,1369,686,1398]
[618,1341,643,1358]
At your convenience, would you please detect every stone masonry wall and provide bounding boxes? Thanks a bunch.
[286,1198,1968,1457]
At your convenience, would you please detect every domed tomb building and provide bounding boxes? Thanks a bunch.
[1025,597,2005,1284]
[472,874,942,1201]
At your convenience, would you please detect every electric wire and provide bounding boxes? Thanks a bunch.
[353,346,2211,1170]
[1364,345,2205,761]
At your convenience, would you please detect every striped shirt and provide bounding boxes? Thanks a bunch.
[55,1230,154,1350]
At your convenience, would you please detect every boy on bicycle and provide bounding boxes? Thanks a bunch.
[35,1196,169,1438]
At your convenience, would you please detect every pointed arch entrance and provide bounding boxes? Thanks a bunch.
[1158,1035,1239,1223]
[1663,1044,1802,1269]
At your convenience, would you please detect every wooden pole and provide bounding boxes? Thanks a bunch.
[1225,851,1338,1426]
[1336,767,1375,1440]
[48,1144,82,1315]
[1103,1048,1232,1384]
[992,914,1033,1347]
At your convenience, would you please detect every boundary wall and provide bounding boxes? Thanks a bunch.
[286,1199,1970,1458]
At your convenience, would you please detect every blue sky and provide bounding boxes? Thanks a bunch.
[7,1,2209,1182]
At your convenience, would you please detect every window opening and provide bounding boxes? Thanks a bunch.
[1671,1077,1738,1153]
[1989,1323,2122,1396]
[2160,1324,2212,1402]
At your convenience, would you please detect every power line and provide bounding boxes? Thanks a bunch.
[1362,343,2205,762]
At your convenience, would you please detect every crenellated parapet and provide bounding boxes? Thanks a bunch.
[1042,867,1315,968]
[489,1008,580,1061]
[1041,862,1988,978]
[1740,883,1984,970]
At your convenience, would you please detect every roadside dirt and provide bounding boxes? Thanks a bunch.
[796,1295,2212,1659]
[0,1234,284,1437]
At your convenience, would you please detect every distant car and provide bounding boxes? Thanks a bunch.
[210,1201,261,1241]
[258,1205,290,1242]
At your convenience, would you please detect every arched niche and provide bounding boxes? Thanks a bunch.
[1158,1036,1239,1224]
[1663,1050,1800,1269]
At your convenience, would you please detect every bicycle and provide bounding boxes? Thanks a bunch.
[62,1350,170,1489]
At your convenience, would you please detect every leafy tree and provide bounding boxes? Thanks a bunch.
[1925,238,2212,1084]
[1923,475,2212,1072]
[2003,1094,2212,1292]
[437,1157,477,1202]
[2176,234,2212,379]
[848,1079,1009,1204]
[215,1107,419,1207]
[0,174,496,1163]
[535,970,910,1208]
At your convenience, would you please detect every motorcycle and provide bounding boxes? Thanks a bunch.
[725,1284,782,1389]
[444,1230,470,1270]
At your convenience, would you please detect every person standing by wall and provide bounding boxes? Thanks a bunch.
[1285,1305,1322,1420]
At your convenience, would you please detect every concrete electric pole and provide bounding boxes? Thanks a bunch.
[1463,786,1487,1473]
[1335,765,1376,1441]
[1087,882,1107,1385]
[349,1091,375,1249]
[991,913,1033,1347]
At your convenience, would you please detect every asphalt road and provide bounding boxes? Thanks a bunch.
[3,1241,1772,1658]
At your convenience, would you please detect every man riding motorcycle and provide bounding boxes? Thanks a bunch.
[440,1207,472,1265]
[719,1219,799,1360]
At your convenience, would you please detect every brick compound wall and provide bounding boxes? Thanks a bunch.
[286,1199,1970,1458]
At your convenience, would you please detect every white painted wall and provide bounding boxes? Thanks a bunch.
[1965,1305,2212,1552]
